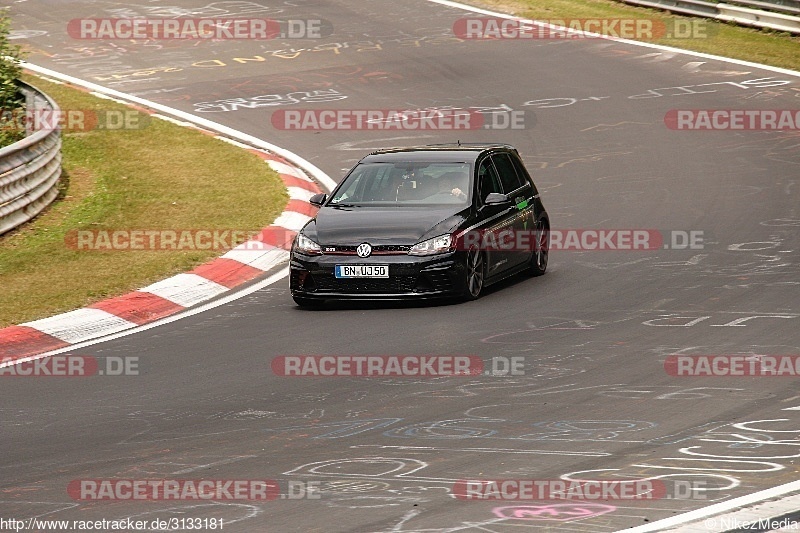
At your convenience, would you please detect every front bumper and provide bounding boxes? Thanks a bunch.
[290,251,465,299]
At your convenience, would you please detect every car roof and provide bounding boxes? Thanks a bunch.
[361,143,518,164]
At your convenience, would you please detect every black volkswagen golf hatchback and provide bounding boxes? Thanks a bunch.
[290,143,549,306]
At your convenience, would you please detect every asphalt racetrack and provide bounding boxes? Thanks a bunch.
[3,0,800,531]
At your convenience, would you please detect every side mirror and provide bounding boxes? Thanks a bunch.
[484,192,510,205]
[309,193,327,207]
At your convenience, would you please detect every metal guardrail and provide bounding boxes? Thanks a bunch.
[619,0,800,33]
[730,0,800,16]
[0,81,62,235]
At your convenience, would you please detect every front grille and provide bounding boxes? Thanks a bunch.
[314,274,418,294]
[323,245,411,255]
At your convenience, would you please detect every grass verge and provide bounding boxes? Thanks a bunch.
[0,73,288,327]
[464,0,800,72]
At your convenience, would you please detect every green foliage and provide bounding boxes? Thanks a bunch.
[0,10,25,148]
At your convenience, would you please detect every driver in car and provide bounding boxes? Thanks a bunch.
[434,171,468,201]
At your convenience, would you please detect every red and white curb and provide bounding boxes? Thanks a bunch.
[0,64,334,363]
[0,152,321,361]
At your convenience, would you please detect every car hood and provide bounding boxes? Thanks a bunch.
[307,205,467,246]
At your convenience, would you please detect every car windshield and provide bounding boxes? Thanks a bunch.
[329,162,472,207]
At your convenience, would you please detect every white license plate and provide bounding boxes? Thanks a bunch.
[335,265,389,278]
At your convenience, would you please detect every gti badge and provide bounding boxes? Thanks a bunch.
[356,243,372,258]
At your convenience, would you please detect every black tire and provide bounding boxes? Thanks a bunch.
[462,246,485,301]
[293,295,324,308]
[528,220,549,276]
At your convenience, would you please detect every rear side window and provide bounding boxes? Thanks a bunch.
[509,152,537,194]
[491,153,525,194]
[477,158,502,203]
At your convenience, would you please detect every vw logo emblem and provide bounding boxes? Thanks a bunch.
[356,243,372,258]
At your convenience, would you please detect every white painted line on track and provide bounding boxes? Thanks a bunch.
[0,267,290,368]
[423,3,800,530]
[21,62,340,191]
[12,5,800,529]
[621,481,800,532]
[4,62,339,366]
[268,160,313,180]
[427,0,800,78]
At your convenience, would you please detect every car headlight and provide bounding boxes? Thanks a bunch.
[408,234,454,256]
[294,233,322,255]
